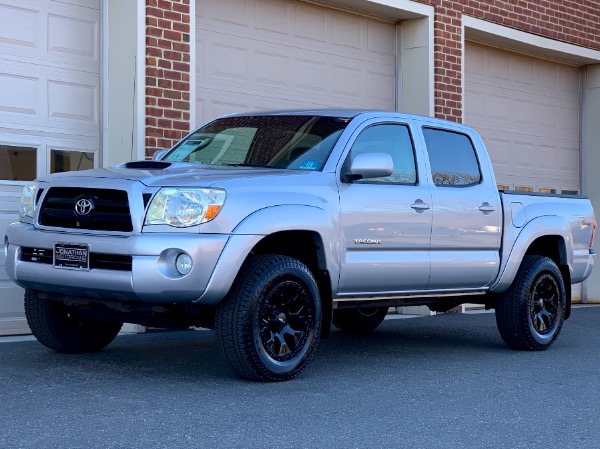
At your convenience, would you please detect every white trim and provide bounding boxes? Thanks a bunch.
[460,17,465,122]
[463,16,600,66]
[189,0,197,128]
[427,13,434,117]
[136,0,146,160]
[581,68,587,196]
[366,0,434,17]
[101,0,109,168]
[395,23,402,111]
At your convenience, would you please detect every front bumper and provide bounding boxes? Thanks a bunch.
[5,222,230,304]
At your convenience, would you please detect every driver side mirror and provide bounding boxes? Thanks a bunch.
[341,152,394,182]
[152,150,168,161]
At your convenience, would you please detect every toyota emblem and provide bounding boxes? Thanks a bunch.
[74,198,94,216]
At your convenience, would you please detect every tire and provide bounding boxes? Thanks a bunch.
[332,307,388,332]
[215,255,322,381]
[495,256,566,351]
[24,289,123,353]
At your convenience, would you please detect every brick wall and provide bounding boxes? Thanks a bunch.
[145,0,191,158]
[144,0,600,149]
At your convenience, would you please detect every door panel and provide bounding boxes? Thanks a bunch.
[338,122,432,294]
[422,127,502,289]
[339,183,432,293]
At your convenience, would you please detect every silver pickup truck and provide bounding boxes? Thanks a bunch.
[4,110,596,381]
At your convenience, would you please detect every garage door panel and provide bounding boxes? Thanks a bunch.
[561,105,580,132]
[0,184,28,335]
[294,4,327,42]
[332,14,362,49]
[0,70,41,118]
[48,79,98,126]
[199,10,394,64]
[366,20,396,56]
[255,51,288,87]
[0,0,99,73]
[210,0,249,26]
[0,0,100,335]
[0,3,38,50]
[538,102,558,128]
[47,11,99,63]
[197,0,397,122]
[470,124,579,189]
[0,60,99,138]
[197,0,396,122]
[561,65,582,93]
[367,70,396,102]
[256,0,288,34]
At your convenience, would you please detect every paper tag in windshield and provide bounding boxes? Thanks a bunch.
[169,140,208,160]
[300,160,320,170]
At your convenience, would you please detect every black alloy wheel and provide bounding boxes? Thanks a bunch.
[258,279,315,362]
[495,256,565,351]
[216,255,322,381]
[529,272,561,338]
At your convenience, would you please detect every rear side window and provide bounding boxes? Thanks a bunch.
[422,128,482,187]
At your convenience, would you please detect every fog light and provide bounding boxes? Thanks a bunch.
[175,253,193,275]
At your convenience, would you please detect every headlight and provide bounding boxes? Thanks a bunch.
[144,188,226,227]
[20,182,40,219]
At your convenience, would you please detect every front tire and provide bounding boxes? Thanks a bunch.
[215,255,322,381]
[24,289,123,353]
[332,307,388,332]
[495,256,565,351]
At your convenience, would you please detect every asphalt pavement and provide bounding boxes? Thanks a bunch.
[1,306,599,449]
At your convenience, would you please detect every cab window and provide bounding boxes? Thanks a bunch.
[347,124,417,184]
[423,128,482,187]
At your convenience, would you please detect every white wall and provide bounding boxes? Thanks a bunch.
[398,16,434,117]
[105,0,139,166]
[583,64,600,303]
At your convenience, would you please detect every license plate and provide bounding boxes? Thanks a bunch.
[53,242,90,271]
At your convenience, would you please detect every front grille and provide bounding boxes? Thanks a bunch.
[21,247,132,272]
[39,187,133,232]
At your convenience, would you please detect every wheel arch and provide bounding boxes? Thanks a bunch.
[197,205,337,334]
[491,216,573,318]
[249,230,333,337]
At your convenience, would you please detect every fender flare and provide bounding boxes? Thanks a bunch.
[491,215,573,293]
[196,205,340,304]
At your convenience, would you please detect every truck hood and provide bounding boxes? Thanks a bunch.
[38,161,308,187]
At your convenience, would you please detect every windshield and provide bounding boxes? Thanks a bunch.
[163,115,349,171]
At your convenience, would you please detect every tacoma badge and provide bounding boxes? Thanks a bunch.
[354,238,381,244]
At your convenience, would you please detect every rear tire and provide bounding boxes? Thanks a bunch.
[215,255,321,381]
[24,289,122,353]
[495,256,565,351]
[332,307,388,332]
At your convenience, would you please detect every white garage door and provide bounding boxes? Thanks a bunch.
[465,42,581,194]
[0,0,101,335]
[196,0,397,123]
[465,42,583,301]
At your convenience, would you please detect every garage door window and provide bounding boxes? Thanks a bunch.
[50,149,95,174]
[0,145,37,181]
[423,128,482,187]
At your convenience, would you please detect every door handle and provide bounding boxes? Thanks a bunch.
[411,200,430,211]
[479,202,495,214]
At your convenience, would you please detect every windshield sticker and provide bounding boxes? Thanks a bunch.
[169,140,207,160]
[299,160,320,170]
